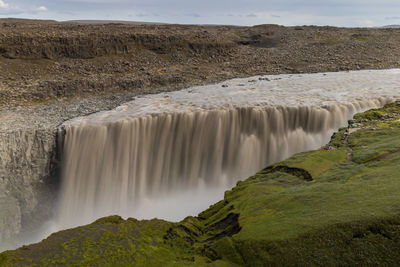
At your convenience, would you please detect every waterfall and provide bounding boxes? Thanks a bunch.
[56,69,400,229]
[57,100,387,229]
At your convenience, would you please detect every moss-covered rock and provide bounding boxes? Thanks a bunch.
[1,102,400,266]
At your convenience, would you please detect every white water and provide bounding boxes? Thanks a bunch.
[57,69,400,229]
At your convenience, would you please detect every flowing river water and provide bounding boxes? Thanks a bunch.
[56,69,400,230]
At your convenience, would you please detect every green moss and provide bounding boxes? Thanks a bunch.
[93,215,125,225]
[279,148,347,178]
[354,101,400,122]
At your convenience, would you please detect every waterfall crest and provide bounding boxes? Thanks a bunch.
[58,100,386,228]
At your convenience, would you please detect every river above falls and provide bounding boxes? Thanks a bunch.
[66,69,400,125]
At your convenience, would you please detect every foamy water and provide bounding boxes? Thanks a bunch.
[67,69,400,125]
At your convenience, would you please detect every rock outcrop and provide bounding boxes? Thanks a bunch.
[0,129,58,247]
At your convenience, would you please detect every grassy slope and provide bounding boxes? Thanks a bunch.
[1,102,400,266]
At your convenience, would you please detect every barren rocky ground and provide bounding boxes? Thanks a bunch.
[1,19,400,108]
[1,18,400,249]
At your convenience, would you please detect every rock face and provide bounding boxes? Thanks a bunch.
[0,129,58,246]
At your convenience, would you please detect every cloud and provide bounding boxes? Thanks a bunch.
[0,0,9,9]
[68,0,131,2]
[386,16,400,20]
[185,13,200,18]
[361,19,375,27]
[135,12,148,17]
[2,0,400,27]
[37,6,48,12]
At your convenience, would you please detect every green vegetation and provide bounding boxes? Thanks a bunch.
[1,102,400,266]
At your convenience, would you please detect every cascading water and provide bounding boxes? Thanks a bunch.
[57,69,400,229]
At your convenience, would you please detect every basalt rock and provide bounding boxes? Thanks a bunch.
[0,129,59,248]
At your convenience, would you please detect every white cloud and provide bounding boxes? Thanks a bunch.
[0,0,9,9]
[386,16,400,20]
[361,19,375,27]
[1,0,399,27]
[37,6,48,12]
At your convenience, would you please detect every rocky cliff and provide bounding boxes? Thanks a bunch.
[0,129,58,244]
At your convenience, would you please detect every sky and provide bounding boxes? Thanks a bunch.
[1,0,400,27]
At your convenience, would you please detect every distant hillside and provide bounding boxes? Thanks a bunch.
[64,20,167,25]
[0,18,57,24]
[381,25,400,28]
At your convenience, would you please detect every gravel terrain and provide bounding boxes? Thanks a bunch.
[2,19,400,108]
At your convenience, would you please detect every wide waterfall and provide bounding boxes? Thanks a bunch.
[57,69,400,229]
